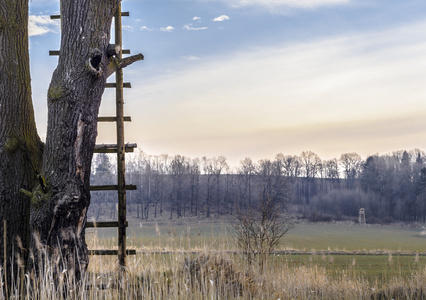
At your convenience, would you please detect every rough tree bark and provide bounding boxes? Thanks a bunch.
[0,0,43,286]
[27,0,142,280]
[31,0,142,279]
[0,0,142,283]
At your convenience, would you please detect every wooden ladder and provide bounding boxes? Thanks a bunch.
[49,3,137,269]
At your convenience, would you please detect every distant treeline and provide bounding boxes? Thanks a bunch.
[88,149,426,223]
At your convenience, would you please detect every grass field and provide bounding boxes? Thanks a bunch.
[8,221,423,299]
[280,254,425,280]
[283,223,426,252]
[87,220,426,252]
[86,221,426,280]
[81,221,426,299]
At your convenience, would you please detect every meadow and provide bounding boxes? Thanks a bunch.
[112,221,426,251]
[4,221,425,299]
[79,221,426,299]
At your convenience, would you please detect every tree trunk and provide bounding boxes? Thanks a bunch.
[137,201,140,219]
[28,0,121,280]
[0,0,43,286]
[216,175,220,215]
[145,202,149,219]
[195,178,199,216]
[1,0,143,284]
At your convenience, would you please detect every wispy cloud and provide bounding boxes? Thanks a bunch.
[182,55,200,61]
[160,26,175,32]
[140,25,153,31]
[127,21,426,163]
[244,0,349,7]
[199,0,350,10]
[213,15,230,22]
[123,25,135,32]
[193,16,201,21]
[183,24,208,30]
[29,15,59,36]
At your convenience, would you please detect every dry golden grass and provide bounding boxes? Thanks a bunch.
[1,245,424,299]
[1,223,425,299]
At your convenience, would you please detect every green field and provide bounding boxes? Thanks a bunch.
[275,254,425,281]
[283,223,426,252]
[86,220,426,283]
[87,221,426,252]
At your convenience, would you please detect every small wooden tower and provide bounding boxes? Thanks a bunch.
[358,208,366,226]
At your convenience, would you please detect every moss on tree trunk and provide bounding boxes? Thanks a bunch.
[0,0,43,289]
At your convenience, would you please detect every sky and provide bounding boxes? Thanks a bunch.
[28,0,426,167]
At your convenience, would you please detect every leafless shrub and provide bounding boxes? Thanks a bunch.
[182,253,254,297]
[233,158,294,271]
[233,196,294,271]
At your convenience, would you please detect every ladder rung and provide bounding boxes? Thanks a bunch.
[89,249,136,256]
[105,82,131,88]
[98,116,131,122]
[86,221,128,228]
[90,185,137,191]
[94,143,137,153]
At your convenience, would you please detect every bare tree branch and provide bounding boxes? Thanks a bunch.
[107,53,144,77]
[233,158,294,272]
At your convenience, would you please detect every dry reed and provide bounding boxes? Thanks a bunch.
[0,231,424,299]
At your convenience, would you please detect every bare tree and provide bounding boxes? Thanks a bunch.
[233,198,293,271]
[340,153,362,180]
[170,155,188,219]
[233,158,293,272]
[324,159,340,180]
[201,157,216,217]
[153,154,169,217]
[300,151,322,178]
[238,157,256,209]
[188,158,201,216]
[300,151,321,204]
[280,155,302,177]
[213,156,229,215]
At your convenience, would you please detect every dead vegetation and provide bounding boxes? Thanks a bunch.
[0,249,425,299]
[182,253,255,297]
